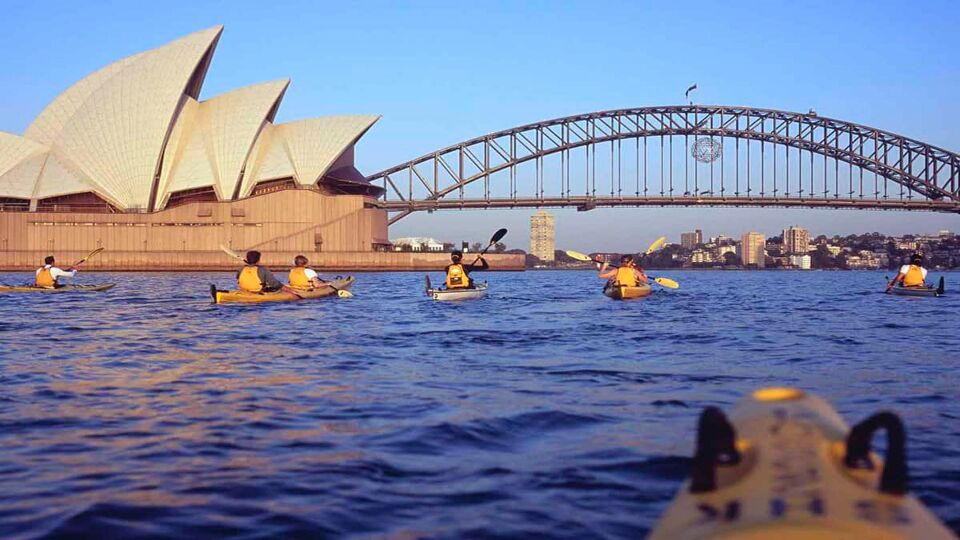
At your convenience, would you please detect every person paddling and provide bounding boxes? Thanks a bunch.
[887,253,928,291]
[598,254,649,287]
[35,256,76,289]
[237,250,283,293]
[445,250,488,289]
[288,255,327,290]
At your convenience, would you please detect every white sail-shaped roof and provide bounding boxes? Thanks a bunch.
[24,52,146,146]
[238,123,294,197]
[278,115,380,185]
[32,152,98,200]
[238,115,379,197]
[156,79,289,208]
[4,25,382,211]
[154,98,203,208]
[46,26,223,210]
[0,133,48,199]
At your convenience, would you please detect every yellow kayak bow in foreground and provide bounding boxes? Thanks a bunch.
[650,388,953,539]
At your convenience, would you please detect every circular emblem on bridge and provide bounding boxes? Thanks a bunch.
[692,137,723,163]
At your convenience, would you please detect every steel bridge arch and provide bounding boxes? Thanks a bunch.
[368,105,960,224]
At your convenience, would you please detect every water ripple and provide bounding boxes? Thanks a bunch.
[0,269,957,538]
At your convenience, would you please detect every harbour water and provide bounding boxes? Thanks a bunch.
[1,270,958,538]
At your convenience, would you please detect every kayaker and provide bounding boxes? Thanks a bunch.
[35,256,76,289]
[288,255,327,290]
[598,254,649,287]
[887,253,927,290]
[445,250,488,289]
[237,250,283,293]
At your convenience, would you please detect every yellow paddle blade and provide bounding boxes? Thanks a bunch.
[73,247,105,266]
[564,250,594,262]
[645,236,666,255]
[83,247,104,260]
[654,277,679,289]
[337,289,354,298]
[219,244,243,261]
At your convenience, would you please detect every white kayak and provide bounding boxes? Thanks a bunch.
[425,275,487,301]
[650,387,954,539]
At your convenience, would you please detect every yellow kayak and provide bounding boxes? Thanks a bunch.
[650,387,954,539]
[211,277,354,304]
[0,283,116,293]
[603,283,652,299]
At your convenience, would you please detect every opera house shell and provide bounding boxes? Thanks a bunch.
[0,25,383,211]
[0,26,406,270]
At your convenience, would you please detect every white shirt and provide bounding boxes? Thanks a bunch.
[36,265,76,280]
[899,265,927,279]
[303,268,318,281]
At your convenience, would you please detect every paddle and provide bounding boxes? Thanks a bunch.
[69,247,104,270]
[471,228,508,265]
[884,275,895,293]
[425,275,432,296]
[564,249,680,289]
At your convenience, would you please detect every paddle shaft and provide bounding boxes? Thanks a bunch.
[470,243,494,265]
[69,248,104,269]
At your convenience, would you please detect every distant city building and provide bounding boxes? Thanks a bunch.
[392,237,445,251]
[845,250,884,270]
[741,231,766,268]
[530,210,556,261]
[681,229,703,249]
[691,250,714,264]
[938,229,954,238]
[782,225,810,255]
[710,235,732,245]
[789,254,812,270]
[826,245,842,256]
[714,244,737,259]
[896,240,920,251]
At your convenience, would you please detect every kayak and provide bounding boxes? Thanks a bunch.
[602,282,652,299]
[887,276,944,297]
[211,277,354,304]
[425,275,487,301]
[0,283,116,293]
[649,387,954,539]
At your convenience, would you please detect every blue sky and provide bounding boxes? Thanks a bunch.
[2,1,958,251]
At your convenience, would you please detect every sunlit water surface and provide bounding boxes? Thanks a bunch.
[0,270,958,538]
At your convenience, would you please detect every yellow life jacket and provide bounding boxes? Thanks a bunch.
[36,267,56,288]
[238,266,263,292]
[903,264,925,287]
[288,267,312,290]
[615,266,638,287]
[446,264,469,289]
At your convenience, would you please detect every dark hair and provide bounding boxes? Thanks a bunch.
[451,250,463,262]
[294,255,308,266]
[910,253,923,265]
[620,254,634,264]
[245,250,261,265]
[44,255,55,265]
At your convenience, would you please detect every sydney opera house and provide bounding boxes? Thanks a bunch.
[0,26,415,270]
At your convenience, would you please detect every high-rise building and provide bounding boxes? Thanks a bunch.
[530,210,556,261]
[741,232,766,268]
[782,225,810,255]
[789,254,812,270]
[681,229,703,250]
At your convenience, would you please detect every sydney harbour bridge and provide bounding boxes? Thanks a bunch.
[367,105,960,225]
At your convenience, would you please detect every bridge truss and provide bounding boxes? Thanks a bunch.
[367,105,960,224]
